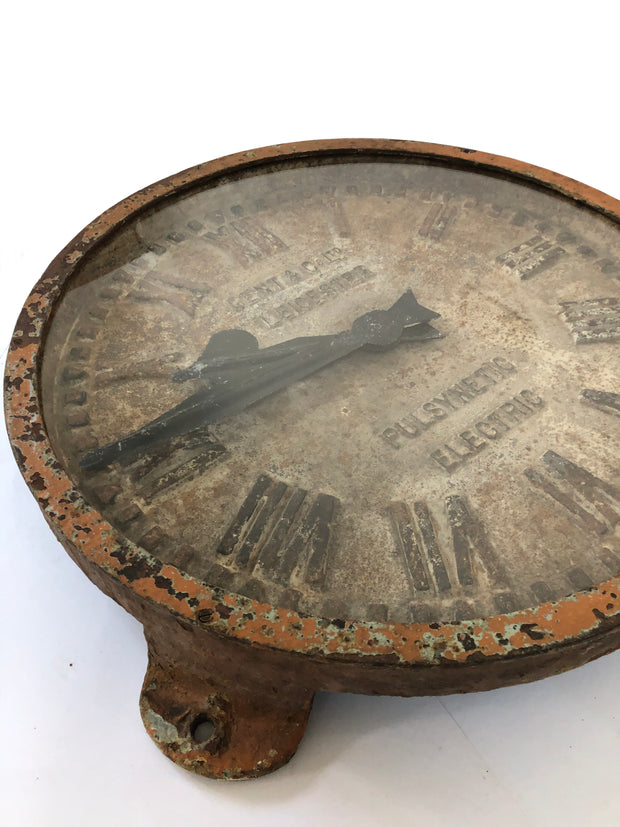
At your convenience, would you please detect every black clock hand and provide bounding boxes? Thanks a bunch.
[80,290,441,472]
[172,289,439,382]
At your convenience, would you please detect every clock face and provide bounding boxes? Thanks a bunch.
[40,152,620,625]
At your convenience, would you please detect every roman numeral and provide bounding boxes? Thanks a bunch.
[525,450,620,536]
[410,501,451,592]
[201,219,287,267]
[446,495,509,589]
[128,424,227,502]
[496,235,566,279]
[88,427,227,567]
[581,388,620,416]
[387,502,432,592]
[93,353,184,387]
[560,297,620,344]
[231,218,288,256]
[389,495,515,612]
[126,277,205,317]
[326,198,352,238]
[419,202,458,240]
[139,446,226,503]
[216,473,338,591]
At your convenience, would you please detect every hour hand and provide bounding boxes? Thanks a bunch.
[173,289,441,382]
[79,290,442,471]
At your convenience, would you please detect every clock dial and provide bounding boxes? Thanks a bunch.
[40,153,620,625]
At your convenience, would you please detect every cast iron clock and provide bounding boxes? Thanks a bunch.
[5,139,619,779]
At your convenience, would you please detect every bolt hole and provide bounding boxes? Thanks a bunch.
[192,714,216,744]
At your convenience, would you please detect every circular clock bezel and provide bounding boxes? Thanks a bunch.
[5,138,620,677]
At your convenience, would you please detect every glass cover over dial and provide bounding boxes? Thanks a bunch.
[40,153,620,624]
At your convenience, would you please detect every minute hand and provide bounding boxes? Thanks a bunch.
[80,290,440,471]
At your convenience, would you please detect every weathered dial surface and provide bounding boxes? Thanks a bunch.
[40,153,620,624]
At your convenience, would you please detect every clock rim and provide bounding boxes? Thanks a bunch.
[5,137,620,677]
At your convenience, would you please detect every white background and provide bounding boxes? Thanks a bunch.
[2,3,620,825]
